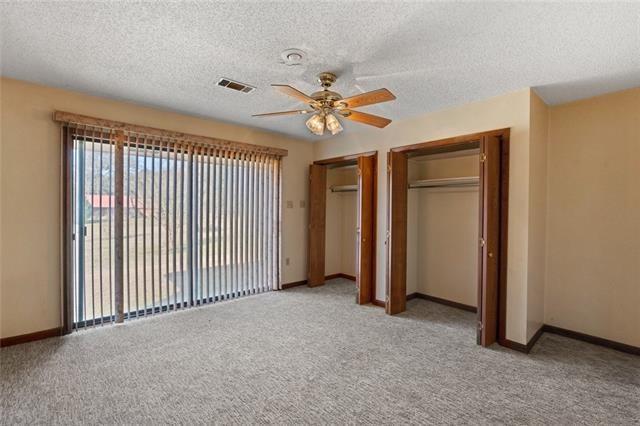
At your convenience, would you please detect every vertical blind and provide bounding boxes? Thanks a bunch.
[61,116,284,331]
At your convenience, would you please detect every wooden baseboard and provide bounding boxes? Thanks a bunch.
[5,308,635,358]
[527,325,545,352]
[501,325,544,354]
[0,327,62,348]
[281,273,356,290]
[373,293,477,313]
[409,293,477,313]
[338,273,356,281]
[502,324,640,356]
[281,280,307,289]
[325,273,356,282]
[542,324,640,356]
[500,339,528,353]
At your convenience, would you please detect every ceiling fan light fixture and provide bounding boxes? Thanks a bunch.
[306,113,325,136]
[254,72,395,135]
[325,113,343,135]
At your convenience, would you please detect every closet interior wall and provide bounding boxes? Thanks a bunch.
[407,152,480,307]
[325,166,358,278]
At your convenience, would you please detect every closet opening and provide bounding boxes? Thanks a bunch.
[308,152,377,304]
[407,148,480,315]
[386,130,509,347]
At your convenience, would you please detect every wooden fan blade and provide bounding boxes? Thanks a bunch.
[342,110,392,128]
[338,88,396,109]
[253,110,313,117]
[272,84,316,104]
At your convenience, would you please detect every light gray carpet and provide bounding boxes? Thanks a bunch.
[1,278,639,425]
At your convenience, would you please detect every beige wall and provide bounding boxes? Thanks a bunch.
[417,187,479,307]
[409,156,479,307]
[340,192,357,276]
[314,88,534,344]
[545,88,640,347]
[411,154,479,181]
[526,91,549,340]
[0,77,313,339]
[325,169,343,276]
[325,167,357,277]
[4,75,635,348]
[406,189,419,295]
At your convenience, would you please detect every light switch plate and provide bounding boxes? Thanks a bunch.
[299,200,306,208]
[286,200,294,208]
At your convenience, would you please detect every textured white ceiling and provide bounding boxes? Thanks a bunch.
[1,1,639,141]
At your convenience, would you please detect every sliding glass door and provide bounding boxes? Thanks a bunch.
[69,129,281,329]
[72,138,115,326]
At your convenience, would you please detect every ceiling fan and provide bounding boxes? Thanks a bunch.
[253,72,396,136]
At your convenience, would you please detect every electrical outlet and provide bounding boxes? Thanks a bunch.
[286,200,294,208]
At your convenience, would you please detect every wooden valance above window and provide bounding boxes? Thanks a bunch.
[53,111,288,157]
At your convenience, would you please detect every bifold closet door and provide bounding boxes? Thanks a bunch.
[308,164,327,286]
[386,151,408,314]
[477,135,501,346]
[356,155,375,304]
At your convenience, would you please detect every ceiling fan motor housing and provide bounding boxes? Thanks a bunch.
[310,90,343,103]
[318,72,337,88]
[311,72,344,109]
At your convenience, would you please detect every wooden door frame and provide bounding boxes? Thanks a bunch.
[307,164,327,287]
[386,129,510,347]
[309,151,378,304]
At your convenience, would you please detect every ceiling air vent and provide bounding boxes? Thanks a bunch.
[217,77,256,94]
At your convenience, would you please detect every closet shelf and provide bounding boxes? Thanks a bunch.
[408,176,479,189]
[330,184,358,193]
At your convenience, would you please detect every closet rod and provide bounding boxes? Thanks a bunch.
[408,176,479,189]
[330,184,358,193]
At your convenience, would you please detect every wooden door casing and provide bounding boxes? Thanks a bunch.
[356,155,375,304]
[477,135,501,346]
[308,164,327,287]
[386,151,408,314]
